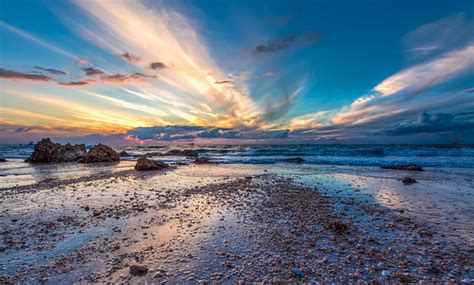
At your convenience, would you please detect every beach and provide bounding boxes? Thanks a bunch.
[1,154,473,283]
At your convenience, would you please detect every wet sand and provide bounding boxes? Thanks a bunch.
[1,164,473,283]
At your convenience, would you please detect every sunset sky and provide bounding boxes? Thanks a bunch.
[1,0,473,144]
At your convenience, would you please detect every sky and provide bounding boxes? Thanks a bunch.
[0,0,473,144]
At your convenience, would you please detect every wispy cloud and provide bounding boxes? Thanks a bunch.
[252,32,322,55]
[0,20,77,59]
[72,0,260,128]
[81,67,104,76]
[35,66,66,75]
[118,52,141,62]
[0,68,54,82]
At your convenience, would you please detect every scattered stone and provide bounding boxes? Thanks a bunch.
[381,164,423,171]
[84,206,90,211]
[324,221,348,235]
[79,144,120,163]
[25,138,87,163]
[134,156,169,171]
[381,270,391,277]
[401,177,417,185]
[130,265,148,276]
[293,268,304,278]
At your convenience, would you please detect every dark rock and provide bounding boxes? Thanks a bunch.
[401,177,417,185]
[194,157,215,164]
[381,164,423,171]
[119,151,129,157]
[400,274,414,283]
[0,158,6,162]
[130,265,148,276]
[324,221,348,235]
[163,149,198,158]
[80,144,120,163]
[135,156,169,171]
[26,138,87,163]
[282,157,304,163]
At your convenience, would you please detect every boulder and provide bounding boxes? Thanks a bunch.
[80,144,120,163]
[130,265,148,276]
[119,151,129,157]
[164,149,198,158]
[26,138,86,163]
[0,158,7,162]
[381,164,423,171]
[135,156,169,171]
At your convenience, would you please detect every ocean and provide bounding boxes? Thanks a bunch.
[2,143,474,168]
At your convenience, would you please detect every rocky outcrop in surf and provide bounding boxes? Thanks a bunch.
[79,144,120,163]
[26,138,87,163]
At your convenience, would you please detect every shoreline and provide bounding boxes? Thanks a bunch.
[1,164,473,283]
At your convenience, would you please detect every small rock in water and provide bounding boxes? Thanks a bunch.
[130,265,148,276]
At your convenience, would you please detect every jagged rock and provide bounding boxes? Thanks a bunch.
[26,138,86,163]
[119,151,129,157]
[194,157,215,164]
[135,156,169,171]
[381,164,423,171]
[0,158,7,162]
[282,157,304,163]
[79,144,120,163]
[130,265,148,276]
[163,149,198,158]
[401,177,417,185]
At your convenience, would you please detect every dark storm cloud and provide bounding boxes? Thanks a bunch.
[82,67,104,76]
[252,31,322,55]
[383,112,474,135]
[0,68,54,81]
[119,52,141,62]
[149,62,166,70]
[34,66,66,75]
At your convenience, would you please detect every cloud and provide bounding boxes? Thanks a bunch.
[0,68,54,81]
[119,52,141,62]
[35,66,66,75]
[58,81,90,86]
[14,127,32,133]
[252,32,322,55]
[214,79,231,84]
[73,0,259,128]
[126,125,290,141]
[100,72,155,83]
[332,44,474,125]
[149,62,166,70]
[383,112,474,135]
[0,20,77,60]
[262,84,304,122]
[82,67,104,76]
[404,13,474,60]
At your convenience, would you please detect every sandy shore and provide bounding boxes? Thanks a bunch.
[1,164,473,283]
